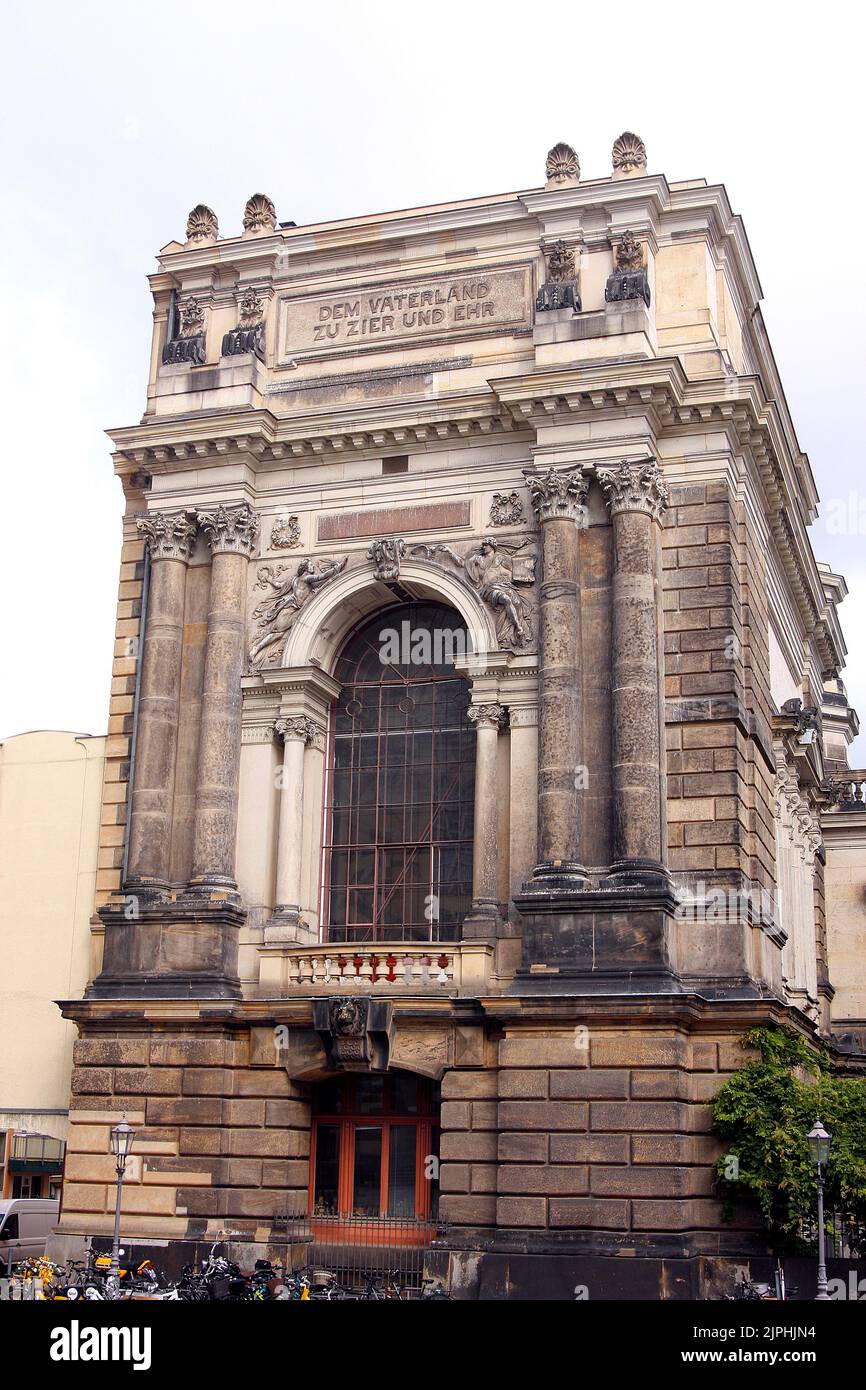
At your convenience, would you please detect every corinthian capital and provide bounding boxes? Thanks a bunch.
[136,510,197,562]
[468,703,508,731]
[197,502,259,556]
[523,466,590,525]
[275,715,321,745]
[596,459,668,521]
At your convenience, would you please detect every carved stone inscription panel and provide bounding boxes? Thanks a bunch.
[281,266,531,359]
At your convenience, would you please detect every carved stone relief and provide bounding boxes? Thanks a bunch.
[409,535,537,650]
[243,192,277,233]
[536,239,581,313]
[269,514,301,549]
[248,555,348,669]
[312,997,393,1071]
[489,491,525,527]
[185,204,219,244]
[222,284,266,358]
[612,131,647,177]
[545,141,580,188]
[367,537,407,582]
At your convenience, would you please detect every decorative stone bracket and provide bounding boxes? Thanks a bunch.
[313,997,394,1072]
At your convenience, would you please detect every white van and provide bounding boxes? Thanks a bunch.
[0,1198,60,1269]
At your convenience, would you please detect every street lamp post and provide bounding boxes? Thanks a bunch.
[109,1120,135,1293]
[806,1118,832,1301]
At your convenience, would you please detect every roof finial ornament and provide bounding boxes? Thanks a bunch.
[185,204,219,245]
[612,131,647,179]
[545,142,580,189]
[243,193,277,235]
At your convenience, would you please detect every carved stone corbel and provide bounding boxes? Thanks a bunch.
[313,997,393,1072]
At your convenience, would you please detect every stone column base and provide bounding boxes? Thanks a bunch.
[263,907,317,945]
[514,883,681,990]
[602,859,672,891]
[91,897,245,999]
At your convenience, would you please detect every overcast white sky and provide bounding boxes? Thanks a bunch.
[1,0,864,759]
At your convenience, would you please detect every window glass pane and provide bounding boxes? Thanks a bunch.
[313,1125,340,1214]
[387,1127,417,1217]
[352,1127,382,1215]
[314,1079,344,1114]
[389,1073,419,1113]
[354,1076,385,1114]
[326,604,474,943]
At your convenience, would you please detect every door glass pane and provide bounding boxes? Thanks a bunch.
[313,1124,340,1214]
[387,1127,417,1217]
[353,1127,382,1215]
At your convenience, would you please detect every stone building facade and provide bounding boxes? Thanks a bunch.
[55,133,865,1297]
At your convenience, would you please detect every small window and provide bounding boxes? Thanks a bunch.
[382,455,409,475]
[310,1074,439,1218]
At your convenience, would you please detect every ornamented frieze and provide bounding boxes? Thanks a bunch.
[596,459,668,521]
[524,466,590,525]
[198,502,260,555]
[249,556,348,669]
[136,510,197,562]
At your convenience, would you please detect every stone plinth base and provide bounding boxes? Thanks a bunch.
[91,896,246,998]
[514,883,680,990]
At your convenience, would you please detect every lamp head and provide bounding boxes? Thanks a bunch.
[806,1117,831,1168]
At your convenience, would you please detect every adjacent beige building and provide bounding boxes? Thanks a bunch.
[0,731,105,1197]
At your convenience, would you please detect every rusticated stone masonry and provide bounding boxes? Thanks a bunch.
[95,479,149,909]
[58,1032,311,1241]
[662,481,776,899]
[437,1024,764,1244]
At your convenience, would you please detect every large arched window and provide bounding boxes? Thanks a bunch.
[323,601,475,943]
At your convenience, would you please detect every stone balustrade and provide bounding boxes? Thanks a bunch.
[260,941,495,994]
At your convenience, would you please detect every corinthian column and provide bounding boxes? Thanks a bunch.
[464,703,507,937]
[189,502,259,890]
[596,459,669,886]
[523,466,590,881]
[267,714,321,942]
[126,510,197,890]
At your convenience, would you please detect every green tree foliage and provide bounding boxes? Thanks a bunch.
[711,1025,866,1251]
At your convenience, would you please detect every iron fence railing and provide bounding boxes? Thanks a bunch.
[798,1210,866,1258]
[270,1210,447,1297]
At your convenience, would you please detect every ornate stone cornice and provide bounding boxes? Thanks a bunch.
[524,466,590,525]
[198,502,259,556]
[136,510,197,562]
[596,459,668,521]
[275,714,321,745]
[468,703,508,731]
